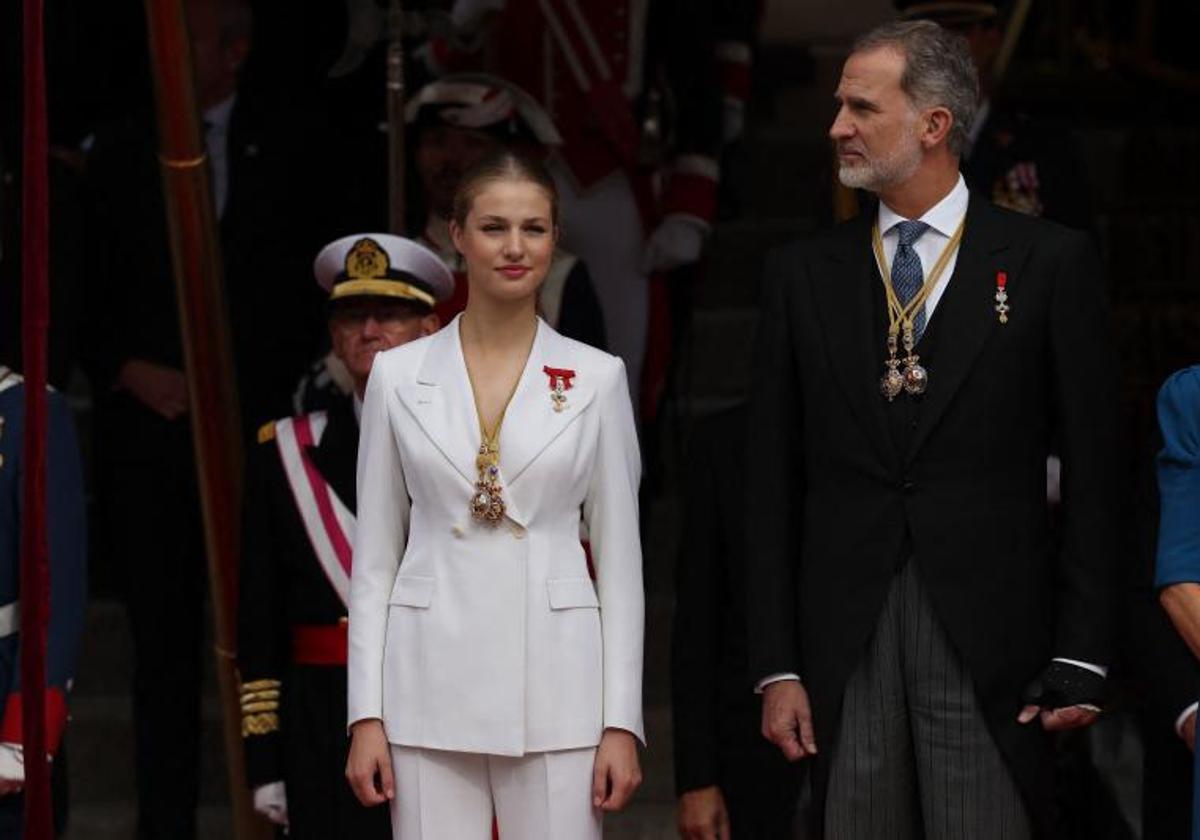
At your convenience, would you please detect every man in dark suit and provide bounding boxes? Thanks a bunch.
[746,20,1119,838]
[671,405,800,839]
[85,2,344,836]
[237,234,450,838]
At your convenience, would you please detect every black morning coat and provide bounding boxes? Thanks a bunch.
[745,191,1121,836]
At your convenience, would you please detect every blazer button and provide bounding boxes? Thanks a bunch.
[902,480,916,494]
[451,524,465,539]
[510,523,527,539]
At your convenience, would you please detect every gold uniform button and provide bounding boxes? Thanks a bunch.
[451,525,465,539]
[511,524,527,539]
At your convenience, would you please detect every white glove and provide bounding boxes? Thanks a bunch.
[253,782,289,829]
[641,215,709,273]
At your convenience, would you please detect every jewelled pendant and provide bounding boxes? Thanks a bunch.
[470,481,506,523]
[470,444,506,524]
[880,359,904,401]
[902,356,929,396]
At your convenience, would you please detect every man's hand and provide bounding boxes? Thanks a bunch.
[592,728,642,812]
[677,785,731,840]
[761,680,817,760]
[1017,704,1099,731]
[117,359,189,420]
[345,719,395,806]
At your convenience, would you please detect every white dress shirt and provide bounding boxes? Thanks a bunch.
[875,172,969,324]
[203,94,236,219]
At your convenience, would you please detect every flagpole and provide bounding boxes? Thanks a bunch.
[140,1,269,835]
[19,0,53,831]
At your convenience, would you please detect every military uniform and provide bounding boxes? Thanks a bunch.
[0,367,86,838]
[435,0,731,402]
[237,235,453,838]
[238,398,390,839]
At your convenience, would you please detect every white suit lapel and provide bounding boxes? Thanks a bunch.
[396,317,479,488]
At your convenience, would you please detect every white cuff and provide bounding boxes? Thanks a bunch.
[755,672,800,694]
[0,743,24,783]
[1176,702,1198,738]
[1052,657,1108,678]
[253,781,289,827]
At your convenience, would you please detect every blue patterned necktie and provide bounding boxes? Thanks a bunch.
[890,220,931,341]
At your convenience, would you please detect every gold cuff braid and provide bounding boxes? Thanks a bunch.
[242,712,280,738]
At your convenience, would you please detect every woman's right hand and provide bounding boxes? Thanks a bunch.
[345,719,395,806]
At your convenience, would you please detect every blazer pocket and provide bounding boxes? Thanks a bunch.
[389,575,435,608]
[547,577,599,610]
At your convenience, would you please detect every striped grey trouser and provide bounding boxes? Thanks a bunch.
[825,561,1032,840]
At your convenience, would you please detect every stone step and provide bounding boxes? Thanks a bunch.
[64,804,232,840]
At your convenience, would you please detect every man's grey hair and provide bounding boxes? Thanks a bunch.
[852,20,979,156]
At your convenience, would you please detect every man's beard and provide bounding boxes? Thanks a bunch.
[837,134,923,193]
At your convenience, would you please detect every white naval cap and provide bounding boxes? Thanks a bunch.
[405,73,563,147]
[313,234,455,308]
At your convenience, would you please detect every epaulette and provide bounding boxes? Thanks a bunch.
[257,421,276,444]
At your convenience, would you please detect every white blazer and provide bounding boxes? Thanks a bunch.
[348,316,645,756]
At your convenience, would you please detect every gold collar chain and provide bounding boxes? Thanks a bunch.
[870,218,966,401]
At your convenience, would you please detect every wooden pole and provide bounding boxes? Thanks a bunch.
[387,0,407,234]
[19,0,53,833]
[992,0,1035,85]
[140,2,268,836]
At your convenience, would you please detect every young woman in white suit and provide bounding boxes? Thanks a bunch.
[345,150,645,838]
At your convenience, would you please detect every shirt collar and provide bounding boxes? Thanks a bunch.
[878,173,969,239]
[353,392,363,425]
[203,94,237,133]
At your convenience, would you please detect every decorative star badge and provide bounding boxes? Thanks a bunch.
[995,271,1010,324]
[543,366,576,413]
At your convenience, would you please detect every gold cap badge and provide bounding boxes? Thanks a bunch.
[345,238,390,281]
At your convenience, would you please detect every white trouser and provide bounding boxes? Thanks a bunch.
[550,160,648,405]
[389,746,602,840]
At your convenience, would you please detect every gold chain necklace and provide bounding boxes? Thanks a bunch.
[871,218,966,401]
[468,374,523,525]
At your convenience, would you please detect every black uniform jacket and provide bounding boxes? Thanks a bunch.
[745,192,1121,835]
[238,396,357,783]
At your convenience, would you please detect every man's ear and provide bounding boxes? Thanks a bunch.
[421,313,441,337]
[922,105,954,149]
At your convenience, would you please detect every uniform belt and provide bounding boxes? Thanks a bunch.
[291,622,348,666]
[0,603,19,638]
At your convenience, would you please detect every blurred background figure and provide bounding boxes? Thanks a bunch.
[0,365,87,838]
[670,404,800,840]
[84,1,346,835]
[429,0,743,414]
[293,73,607,416]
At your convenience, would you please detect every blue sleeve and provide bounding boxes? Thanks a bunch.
[9,392,88,688]
[1155,366,1200,587]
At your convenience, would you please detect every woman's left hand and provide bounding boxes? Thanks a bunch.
[592,728,642,812]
